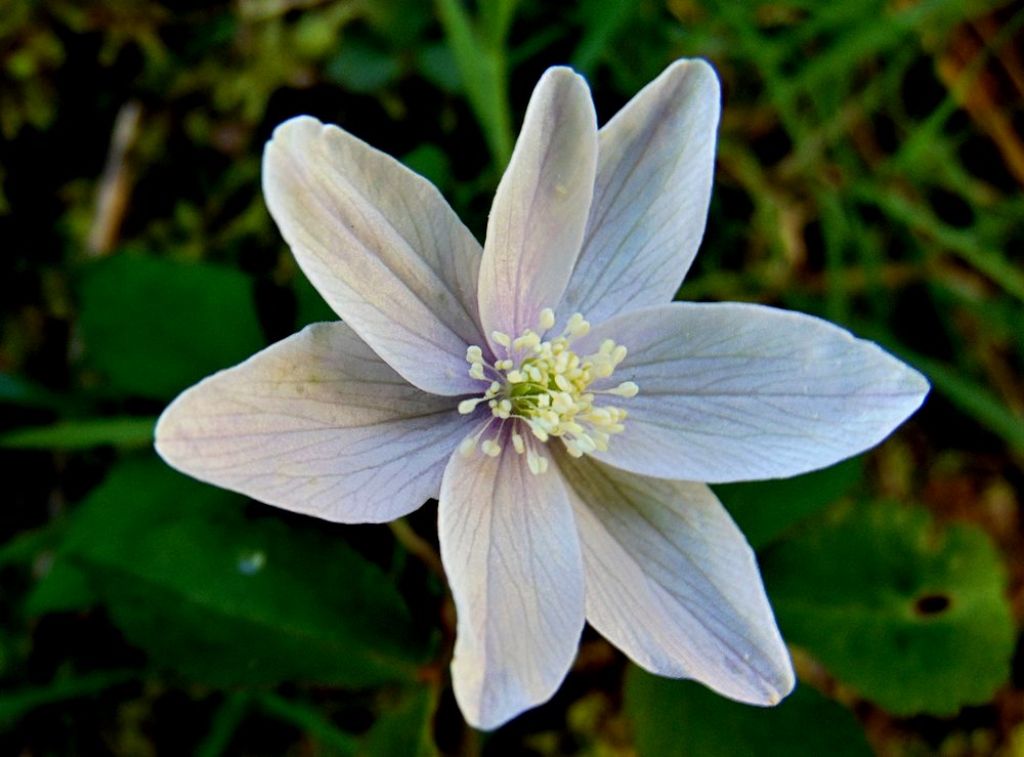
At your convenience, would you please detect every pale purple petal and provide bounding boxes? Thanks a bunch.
[558,453,794,705]
[439,439,585,730]
[155,322,469,523]
[478,68,598,346]
[263,116,484,396]
[559,59,720,324]
[578,303,929,482]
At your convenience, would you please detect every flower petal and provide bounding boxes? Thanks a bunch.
[155,322,469,523]
[478,68,598,346]
[263,116,484,396]
[560,59,720,324]
[439,439,585,730]
[558,453,794,705]
[580,302,930,482]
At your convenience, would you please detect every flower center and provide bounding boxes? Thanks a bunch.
[457,308,637,474]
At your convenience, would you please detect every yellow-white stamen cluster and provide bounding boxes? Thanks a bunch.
[457,308,638,474]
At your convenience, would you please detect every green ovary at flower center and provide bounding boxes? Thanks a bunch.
[457,308,638,474]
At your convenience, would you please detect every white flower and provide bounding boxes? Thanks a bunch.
[155,59,929,729]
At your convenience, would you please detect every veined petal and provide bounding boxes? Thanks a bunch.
[578,303,929,482]
[560,59,720,324]
[155,322,469,523]
[263,116,484,396]
[558,453,793,705]
[478,68,598,347]
[439,438,585,730]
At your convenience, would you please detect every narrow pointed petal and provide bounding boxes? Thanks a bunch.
[439,441,585,730]
[478,68,598,346]
[558,453,794,705]
[263,116,484,396]
[560,59,720,323]
[579,303,929,482]
[155,322,470,523]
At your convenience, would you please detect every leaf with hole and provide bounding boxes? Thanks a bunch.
[761,501,1014,715]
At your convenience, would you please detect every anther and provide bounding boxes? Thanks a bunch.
[607,381,639,398]
[538,308,555,331]
[458,397,485,414]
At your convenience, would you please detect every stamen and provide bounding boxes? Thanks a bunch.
[458,397,486,414]
[565,313,590,338]
[458,309,637,471]
[512,331,540,352]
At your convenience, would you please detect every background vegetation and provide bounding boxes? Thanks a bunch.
[1,0,1022,754]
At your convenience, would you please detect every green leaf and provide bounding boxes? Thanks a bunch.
[62,457,429,687]
[362,0,432,46]
[256,693,359,755]
[435,0,514,166]
[402,144,453,193]
[714,458,863,549]
[416,43,461,93]
[624,668,872,757]
[762,502,1014,715]
[0,523,63,567]
[24,559,96,616]
[571,0,634,75]
[360,685,439,757]
[478,0,517,48]
[76,254,265,400]
[0,671,137,727]
[326,38,401,93]
[0,416,156,450]
[293,273,337,329]
[195,692,252,757]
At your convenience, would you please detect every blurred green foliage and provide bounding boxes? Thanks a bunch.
[1,0,1022,754]
[625,670,874,757]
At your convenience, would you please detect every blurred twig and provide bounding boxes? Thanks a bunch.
[87,100,142,257]
[389,518,445,579]
[938,9,1024,188]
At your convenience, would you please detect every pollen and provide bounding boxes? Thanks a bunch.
[457,310,637,474]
